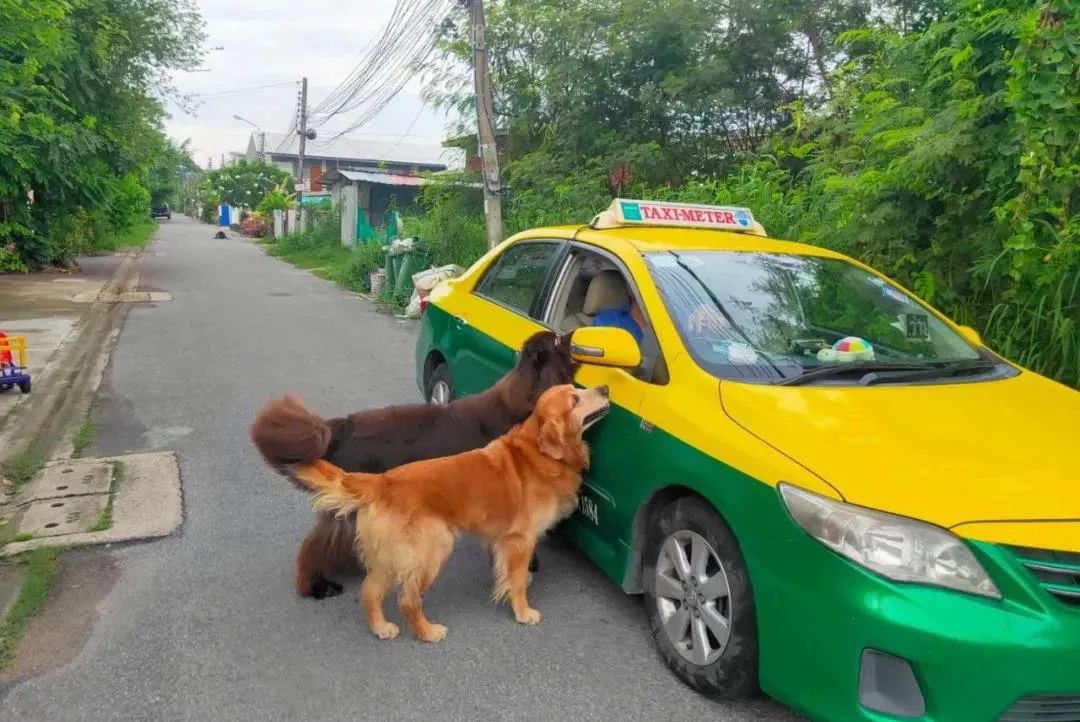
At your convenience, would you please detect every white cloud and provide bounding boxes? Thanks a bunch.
[165,0,461,169]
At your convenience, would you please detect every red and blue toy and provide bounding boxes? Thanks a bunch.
[0,332,31,394]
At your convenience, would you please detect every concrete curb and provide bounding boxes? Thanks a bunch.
[0,251,142,462]
[0,451,182,558]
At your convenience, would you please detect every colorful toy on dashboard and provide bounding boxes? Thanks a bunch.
[816,336,874,364]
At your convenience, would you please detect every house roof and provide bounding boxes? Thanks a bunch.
[258,132,459,169]
[321,169,428,187]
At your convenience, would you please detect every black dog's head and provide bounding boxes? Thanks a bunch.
[517,330,579,405]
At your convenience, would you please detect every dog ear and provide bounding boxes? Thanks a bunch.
[537,416,566,460]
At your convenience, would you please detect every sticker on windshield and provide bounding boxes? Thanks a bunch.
[647,255,678,268]
[882,286,909,304]
[678,255,705,269]
[727,342,759,364]
[903,313,931,341]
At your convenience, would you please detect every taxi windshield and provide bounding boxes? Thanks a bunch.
[645,250,986,384]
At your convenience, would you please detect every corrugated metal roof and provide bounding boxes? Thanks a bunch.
[326,169,428,186]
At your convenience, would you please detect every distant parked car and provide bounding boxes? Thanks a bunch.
[151,204,171,220]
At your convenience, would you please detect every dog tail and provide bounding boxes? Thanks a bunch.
[250,394,332,491]
[287,459,378,517]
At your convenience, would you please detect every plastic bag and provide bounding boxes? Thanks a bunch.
[411,264,465,297]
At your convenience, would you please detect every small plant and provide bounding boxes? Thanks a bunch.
[0,243,29,273]
[89,461,122,533]
[0,449,45,488]
[256,182,295,214]
[241,211,270,238]
[72,416,98,457]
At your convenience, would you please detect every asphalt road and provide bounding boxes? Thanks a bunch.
[0,217,799,722]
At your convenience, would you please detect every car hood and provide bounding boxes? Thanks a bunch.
[719,371,1080,530]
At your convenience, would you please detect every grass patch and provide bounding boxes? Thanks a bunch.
[0,548,60,670]
[72,415,98,458]
[0,448,45,489]
[88,460,121,533]
[12,533,33,543]
[263,213,389,296]
[89,507,112,533]
[90,219,157,254]
[272,243,352,271]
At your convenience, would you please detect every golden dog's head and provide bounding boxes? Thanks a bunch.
[530,384,610,469]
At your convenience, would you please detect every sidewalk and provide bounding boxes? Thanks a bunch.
[0,256,124,430]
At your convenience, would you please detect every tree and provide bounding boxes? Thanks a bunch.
[0,0,205,267]
[197,160,292,213]
[147,138,201,206]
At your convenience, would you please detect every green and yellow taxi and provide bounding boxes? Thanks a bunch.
[414,198,1080,722]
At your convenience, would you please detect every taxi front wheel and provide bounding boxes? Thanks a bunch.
[427,363,453,405]
[643,497,759,699]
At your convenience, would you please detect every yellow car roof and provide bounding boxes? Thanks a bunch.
[515,224,847,259]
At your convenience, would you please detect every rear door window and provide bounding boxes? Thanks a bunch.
[474,242,562,319]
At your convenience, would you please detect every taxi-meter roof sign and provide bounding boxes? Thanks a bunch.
[610,198,757,231]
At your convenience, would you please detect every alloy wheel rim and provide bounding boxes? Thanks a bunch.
[654,530,732,666]
[430,380,451,405]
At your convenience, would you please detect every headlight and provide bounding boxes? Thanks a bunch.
[779,483,1000,599]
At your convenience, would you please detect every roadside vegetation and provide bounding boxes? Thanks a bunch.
[0,549,59,670]
[72,416,99,458]
[0,448,44,490]
[406,0,1078,388]
[1,0,205,270]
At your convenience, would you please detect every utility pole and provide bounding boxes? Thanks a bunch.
[259,132,266,163]
[470,0,502,248]
[296,77,309,229]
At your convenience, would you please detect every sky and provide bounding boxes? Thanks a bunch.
[164,0,461,170]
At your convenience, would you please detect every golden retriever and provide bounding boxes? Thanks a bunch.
[281,383,610,642]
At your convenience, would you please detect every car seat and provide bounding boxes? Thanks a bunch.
[563,270,629,330]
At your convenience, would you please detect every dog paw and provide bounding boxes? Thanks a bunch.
[309,577,344,600]
[371,621,400,640]
[417,623,448,643]
[515,608,542,625]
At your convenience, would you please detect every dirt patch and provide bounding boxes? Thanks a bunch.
[0,548,119,686]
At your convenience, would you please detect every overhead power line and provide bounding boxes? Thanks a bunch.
[188,81,298,100]
[306,0,456,142]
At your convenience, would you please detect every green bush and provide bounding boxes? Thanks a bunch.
[331,243,386,292]
[0,243,28,273]
[405,175,487,267]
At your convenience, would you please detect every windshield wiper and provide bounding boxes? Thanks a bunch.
[776,361,939,386]
[778,360,998,386]
[860,359,998,386]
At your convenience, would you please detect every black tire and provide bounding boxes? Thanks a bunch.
[426,363,453,405]
[0,384,11,392]
[18,380,31,394]
[643,496,759,699]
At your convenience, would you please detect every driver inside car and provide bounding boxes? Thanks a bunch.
[589,270,726,341]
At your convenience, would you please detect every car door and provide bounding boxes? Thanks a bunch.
[542,244,668,576]
[447,239,566,397]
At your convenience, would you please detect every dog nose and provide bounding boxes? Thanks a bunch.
[597,385,609,397]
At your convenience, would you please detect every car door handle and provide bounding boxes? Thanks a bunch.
[453,315,468,326]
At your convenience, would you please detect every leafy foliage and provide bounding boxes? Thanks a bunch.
[197,160,292,212]
[0,0,204,268]
[420,0,1079,387]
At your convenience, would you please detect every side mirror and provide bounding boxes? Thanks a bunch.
[569,326,642,368]
[957,325,982,347]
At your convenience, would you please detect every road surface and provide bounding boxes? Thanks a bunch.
[0,216,799,721]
